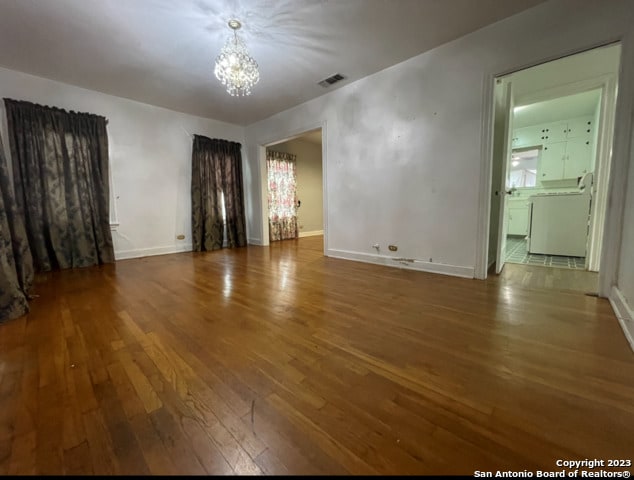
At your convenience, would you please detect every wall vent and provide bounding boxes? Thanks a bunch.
[318,73,346,88]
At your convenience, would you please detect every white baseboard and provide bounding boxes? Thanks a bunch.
[299,230,324,238]
[248,237,263,245]
[115,244,193,261]
[326,249,474,279]
[609,286,634,352]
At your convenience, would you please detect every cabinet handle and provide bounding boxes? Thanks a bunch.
[586,141,589,145]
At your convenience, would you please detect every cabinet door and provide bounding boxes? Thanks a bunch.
[566,117,593,140]
[508,206,529,236]
[514,126,542,148]
[540,122,567,144]
[540,142,566,181]
[563,138,592,179]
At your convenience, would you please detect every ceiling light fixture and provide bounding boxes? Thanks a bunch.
[214,19,260,96]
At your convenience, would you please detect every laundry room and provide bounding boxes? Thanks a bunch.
[493,44,620,274]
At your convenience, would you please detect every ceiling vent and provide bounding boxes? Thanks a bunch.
[318,73,346,88]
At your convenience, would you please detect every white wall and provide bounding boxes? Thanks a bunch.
[268,138,323,235]
[0,66,244,260]
[614,117,634,348]
[245,0,634,280]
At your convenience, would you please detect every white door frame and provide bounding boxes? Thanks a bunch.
[495,79,514,274]
[475,39,634,299]
[498,74,618,273]
[257,121,328,252]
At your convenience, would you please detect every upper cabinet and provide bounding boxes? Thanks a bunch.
[565,117,594,139]
[512,116,594,182]
[538,122,567,144]
[512,126,541,148]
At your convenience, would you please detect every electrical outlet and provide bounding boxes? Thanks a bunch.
[388,245,398,251]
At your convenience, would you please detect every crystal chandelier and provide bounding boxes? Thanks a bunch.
[214,19,260,96]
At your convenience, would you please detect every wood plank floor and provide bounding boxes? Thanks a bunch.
[1,236,632,475]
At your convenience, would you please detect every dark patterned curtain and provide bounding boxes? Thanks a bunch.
[220,141,247,248]
[4,99,114,272]
[267,150,298,241]
[0,131,34,323]
[191,135,247,251]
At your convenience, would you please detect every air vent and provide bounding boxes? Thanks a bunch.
[318,73,346,88]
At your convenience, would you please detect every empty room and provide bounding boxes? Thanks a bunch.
[1,0,634,476]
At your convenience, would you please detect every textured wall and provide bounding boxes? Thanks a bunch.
[245,0,634,280]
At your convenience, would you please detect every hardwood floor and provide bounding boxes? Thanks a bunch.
[497,262,599,295]
[1,235,633,475]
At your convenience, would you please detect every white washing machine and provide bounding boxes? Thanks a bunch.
[527,192,591,257]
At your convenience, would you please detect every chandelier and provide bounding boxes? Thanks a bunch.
[214,19,260,96]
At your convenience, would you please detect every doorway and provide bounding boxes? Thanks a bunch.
[487,43,620,291]
[263,128,325,249]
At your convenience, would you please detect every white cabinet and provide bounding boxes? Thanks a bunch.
[512,126,542,148]
[540,142,567,181]
[563,138,592,179]
[507,199,530,236]
[512,116,595,183]
[512,116,594,148]
[565,118,593,139]
[540,139,592,182]
[538,122,567,144]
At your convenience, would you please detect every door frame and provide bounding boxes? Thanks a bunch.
[475,39,634,298]
[511,74,618,273]
[494,78,514,274]
[257,121,328,252]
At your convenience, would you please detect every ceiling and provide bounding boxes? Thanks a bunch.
[298,129,322,145]
[513,89,601,128]
[0,0,546,126]
[509,43,620,106]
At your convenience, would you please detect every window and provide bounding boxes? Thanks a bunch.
[509,148,539,188]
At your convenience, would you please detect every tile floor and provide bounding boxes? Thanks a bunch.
[505,236,586,270]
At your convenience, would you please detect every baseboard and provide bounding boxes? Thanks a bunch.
[609,286,634,352]
[299,230,324,238]
[326,249,474,279]
[115,244,193,260]
[248,237,263,246]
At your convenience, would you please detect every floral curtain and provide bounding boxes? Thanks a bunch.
[267,150,298,241]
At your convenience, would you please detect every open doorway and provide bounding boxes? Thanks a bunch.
[487,43,620,292]
[264,128,324,249]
